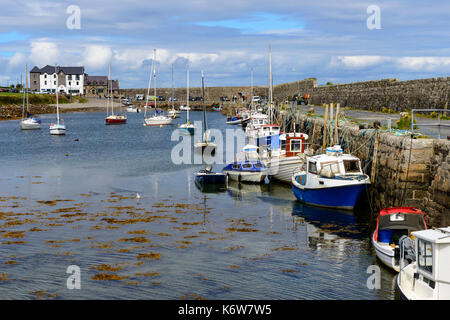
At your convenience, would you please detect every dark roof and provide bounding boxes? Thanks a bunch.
[31,65,85,75]
[85,75,119,89]
[85,75,108,85]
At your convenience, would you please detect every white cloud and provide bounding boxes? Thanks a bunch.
[332,55,388,69]
[397,57,450,71]
[8,52,27,67]
[30,41,60,66]
[81,45,113,71]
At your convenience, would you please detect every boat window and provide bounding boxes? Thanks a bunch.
[242,163,253,169]
[418,239,433,274]
[308,162,317,174]
[281,139,286,151]
[232,164,241,170]
[254,163,264,168]
[343,160,361,173]
[290,139,302,152]
[320,161,340,174]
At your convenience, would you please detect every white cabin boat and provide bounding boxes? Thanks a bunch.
[397,227,450,300]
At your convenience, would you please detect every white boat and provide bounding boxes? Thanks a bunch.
[245,113,269,138]
[291,145,370,210]
[126,106,140,113]
[143,49,172,127]
[49,65,66,135]
[144,114,173,126]
[179,105,191,111]
[20,64,41,130]
[397,227,450,300]
[372,207,427,272]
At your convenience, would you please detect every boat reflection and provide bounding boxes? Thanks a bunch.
[226,180,270,201]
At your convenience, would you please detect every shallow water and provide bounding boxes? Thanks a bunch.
[0,111,397,299]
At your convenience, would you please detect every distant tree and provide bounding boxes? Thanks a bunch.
[16,84,23,89]
[326,82,333,86]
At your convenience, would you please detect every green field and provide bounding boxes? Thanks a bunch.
[0,92,88,106]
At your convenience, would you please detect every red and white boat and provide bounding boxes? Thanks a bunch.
[105,64,127,125]
[372,207,427,272]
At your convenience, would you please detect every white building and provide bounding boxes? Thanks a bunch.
[30,65,85,95]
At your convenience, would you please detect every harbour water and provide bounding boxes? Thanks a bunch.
[0,110,398,299]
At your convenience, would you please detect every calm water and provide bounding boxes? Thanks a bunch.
[0,110,397,300]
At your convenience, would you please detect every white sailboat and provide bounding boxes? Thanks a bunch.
[20,64,41,130]
[178,63,195,134]
[194,71,216,153]
[143,49,173,126]
[49,65,66,135]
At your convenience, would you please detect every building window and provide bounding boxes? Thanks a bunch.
[76,81,79,86]
[44,74,47,78]
[418,240,433,274]
[54,74,56,78]
[68,75,72,80]
[44,81,47,85]
[33,81,37,85]
[54,81,56,85]
[76,75,80,80]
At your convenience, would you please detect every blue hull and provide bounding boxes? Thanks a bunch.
[195,173,226,185]
[292,183,367,210]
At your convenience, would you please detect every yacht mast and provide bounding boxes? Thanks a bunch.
[153,49,157,113]
[186,64,190,122]
[55,65,60,124]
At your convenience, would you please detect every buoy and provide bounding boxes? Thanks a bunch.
[65,153,69,156]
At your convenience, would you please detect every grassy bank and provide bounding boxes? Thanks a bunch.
[0,92,88,106]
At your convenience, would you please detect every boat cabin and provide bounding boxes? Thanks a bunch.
[401,227,450,299]
[280,132,308,157]
[223,160,266,172]
[374,207,427,245]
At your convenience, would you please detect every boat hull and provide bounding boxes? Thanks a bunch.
[105,117,127,125]
[372,234,399,272]
[292,181,367,210]
[195,173,227,185]
[20,119,41,130]
[49,124,66,135]
[178,125,195,135]
[267,157,302,184]
[194,142,216,155]
[223,170,267,183]
[143,117,173,126]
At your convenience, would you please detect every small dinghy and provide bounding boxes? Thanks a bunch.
[195,165,227,189]
[223,160,267,183]
[372,207,427,272]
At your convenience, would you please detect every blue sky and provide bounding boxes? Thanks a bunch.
[0,0,449,88]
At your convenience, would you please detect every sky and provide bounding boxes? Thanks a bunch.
[0,0,450,88]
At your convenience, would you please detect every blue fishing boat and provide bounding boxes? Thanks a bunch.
[223,150,268,183]
[291,145,370,210]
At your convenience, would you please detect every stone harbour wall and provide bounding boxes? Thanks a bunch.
[293,113,449,227]
[274,77,450,112]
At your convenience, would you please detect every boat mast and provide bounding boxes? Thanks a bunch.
[145,51,155,119]
[269,45,273,123]
[250,67,254,113]
[186,63,190,123]
[106,65,110,116]
[202,70,207,143]
[171,63,174,111]
[22,66,26,120]
[153,49,157,114]
[55,65,60,124]
[109,64,114,116]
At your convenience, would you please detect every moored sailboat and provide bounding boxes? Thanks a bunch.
[178,63,195,134]
[194,71,216,153]
[49,65,66,135]
[105,64,127,125]
[143,49,173,127]
[20,64,41,130]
